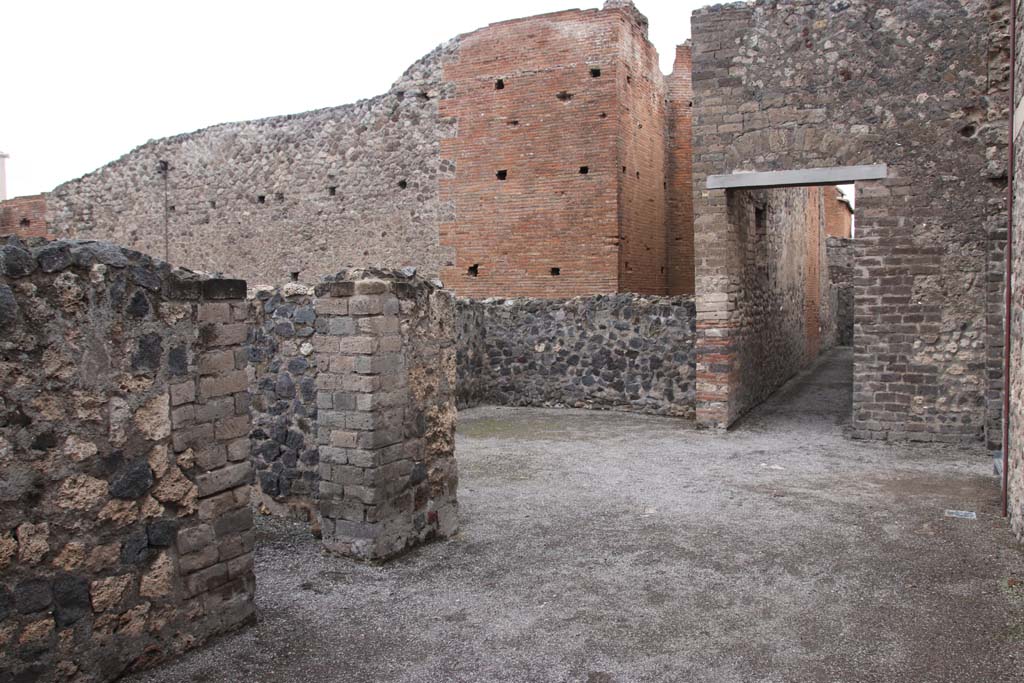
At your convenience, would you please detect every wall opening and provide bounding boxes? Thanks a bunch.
[328,186,337,196]
[257,195,266,204]
[496,170,508,180]
[579,166,589,175]
[468,264,480,277]
[398,180,408,189]
[19,218,30,227]
[556,91,574,101]
[590,68,602,77]
[495,79,505,90]
[551,267,561,276]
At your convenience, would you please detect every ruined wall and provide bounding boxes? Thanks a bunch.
[666,44,696,295]
[455,294,697,418]
[691,0,1009,442]
[828,236,856,347]
[1008,0,1023,541]
[314,271,458,560]
[47,46,457,284]
[0,195,49,239]
[721,187,826,418]
[0,239,254,682]
[616,3,669,295]
[248,283,320,521]
[439,7,625,297]
[825,189,853,238]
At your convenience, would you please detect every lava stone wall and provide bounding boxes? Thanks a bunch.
[691,0,1010,443]
[455,294,697,418]
[46,45,458,284]
[248,284,320,521]
[1008,0,1023,541]
[313,271,458,560]
[0,239,254,682]
[828,237,855,347]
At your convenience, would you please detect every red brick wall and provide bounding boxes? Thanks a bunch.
[617,11,669,295]
[824,188,853,238]
[440,9,623,298]
[666,44,695,295]
[0,195,49,239]
[804,187,823,358]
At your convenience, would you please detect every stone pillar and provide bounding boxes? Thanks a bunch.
[313,271,458,560]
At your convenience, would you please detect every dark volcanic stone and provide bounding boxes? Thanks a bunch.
[168,344,188,376]
[0,245,36,278]
[120,530,152,565]
[35,243,72,273]
[109,460,154,500]
[0,284,17,329]
[147,519,180,547]
[126,290,151,318]
[132,333,163,373]
[14,579,52,614]
[52,574,90,627]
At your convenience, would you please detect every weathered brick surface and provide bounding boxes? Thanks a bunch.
[666,44,696,295]
[0,194,49,239]
[0,239,254,682]
[314,270,458,560]
[691,1,1009,443]
[825,188,853,239]
[456,294,697,418]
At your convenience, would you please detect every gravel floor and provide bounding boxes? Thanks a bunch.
[128,348,1024,682]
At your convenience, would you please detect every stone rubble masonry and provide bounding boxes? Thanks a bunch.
[248,283,320,522]
[312,270,458,561]
[1009,0,1023,542]
[691,0,1009,444]
[0,237,255,682]
[0,194,49,240]
[828,236,855,347]
[46,43,458,285]
[456,294,698,419]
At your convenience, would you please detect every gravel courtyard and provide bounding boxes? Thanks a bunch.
[129,348,1024,682]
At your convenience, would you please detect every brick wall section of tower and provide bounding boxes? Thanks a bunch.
[666,44,696,295]
[691,1,1009,441]
[45,45,458,284]
[0,195,49,239]
[1009,0,1023,541]
[439,8,624,297]
[616,6,669,294]
[312,271,458,560]
[825,189,853,239]
[0,239,254,682]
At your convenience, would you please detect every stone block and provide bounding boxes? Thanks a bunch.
[198,370,248,400]
[215,415,250,441]
[195,463,253,498]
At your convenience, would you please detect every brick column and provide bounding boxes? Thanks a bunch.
[313,272,458,560]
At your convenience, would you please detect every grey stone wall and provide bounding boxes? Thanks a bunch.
[46,43,459,285]
[248,284,320,521]
[828,237,855,347]
[0,239,254,682]
[691,0,1010,443]
[314,271,458,560]
[725,187,826,419]
[456,294,697,418]
[1008,0,1023,542]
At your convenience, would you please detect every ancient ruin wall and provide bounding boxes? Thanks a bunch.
[691,1,1009,441]
[248,283,320,521]
[439,8,625,297]
[616,4,670,295]
[0,239,254,682]
[0,195,49,240]
[455,294,697,418]
[46,46,458,284]
[666,44,696,295]
[1009,0,1023,541]
[313,271,458,560]
[721,187,829,418]
[828,236,855,347]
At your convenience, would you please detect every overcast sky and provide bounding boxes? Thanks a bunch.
[1,0,706,198]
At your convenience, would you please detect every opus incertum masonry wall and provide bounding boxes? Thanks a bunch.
[0,239,255,682]
[1008,0,1023,542]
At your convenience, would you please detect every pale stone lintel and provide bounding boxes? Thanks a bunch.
[1014,95,1024,142]
[707,164,889,190]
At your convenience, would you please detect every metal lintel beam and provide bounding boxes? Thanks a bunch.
[706,164,888,190]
